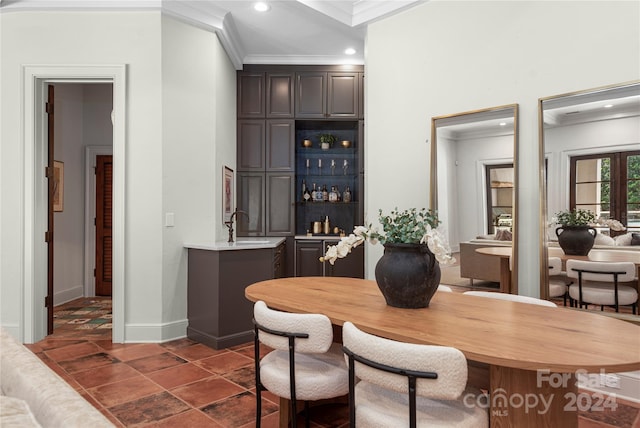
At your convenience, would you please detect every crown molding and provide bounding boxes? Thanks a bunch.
[0,0,413,69]
[352,0,424,27]
[243,54,364,66]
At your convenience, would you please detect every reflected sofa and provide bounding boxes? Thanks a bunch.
[460,232,640,286]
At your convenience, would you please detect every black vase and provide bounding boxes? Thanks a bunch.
[374,243,441,309]
[555,225,597,256]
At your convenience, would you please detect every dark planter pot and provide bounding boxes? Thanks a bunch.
[374,243,441,309]
[555,225,597,256]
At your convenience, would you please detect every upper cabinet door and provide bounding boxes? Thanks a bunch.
[238,72,265,118]
[295,72,326,118]
[267,73,294,118]
[237,120,265,171]
[327,72,359,118]
[266,120,295,171]
[296,71,360,118]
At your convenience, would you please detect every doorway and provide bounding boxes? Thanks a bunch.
[22,65,126,344]
[49,84,114,325]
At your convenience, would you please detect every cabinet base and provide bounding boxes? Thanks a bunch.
[187,326,254,350]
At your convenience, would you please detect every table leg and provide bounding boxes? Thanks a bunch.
[498,258,512,294]
[489,365,577,428]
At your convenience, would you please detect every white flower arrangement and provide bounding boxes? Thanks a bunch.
[595,218,626,231]
[549,208,626,231]
[319,208,455,266]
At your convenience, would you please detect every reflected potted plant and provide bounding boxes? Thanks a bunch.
[552,208,625,255]
[320,208,454,308]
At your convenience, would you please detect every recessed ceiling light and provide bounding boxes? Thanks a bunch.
[254,2,270,12]
[345,48,356,55]
[604,104,613,108]
[499,122,507,126]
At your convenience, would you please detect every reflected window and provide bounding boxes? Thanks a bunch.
[486,164,514,234]
[570,150,640,233]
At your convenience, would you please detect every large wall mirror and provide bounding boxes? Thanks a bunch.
[430,104,519,293]
[539,82,640,314]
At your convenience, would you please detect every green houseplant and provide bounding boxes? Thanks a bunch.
[321,208,454,308]
[318,133,336,150]
[552,208,625,255]
[553,208,596,226]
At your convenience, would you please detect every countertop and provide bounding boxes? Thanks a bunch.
[184,237,285,251]
[294,234,346,240]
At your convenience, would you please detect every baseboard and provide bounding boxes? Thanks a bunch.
[0,324,21,341]
[123,319,188,343]
[187,326,254,350]
[578,370,640,403]
[54,285,84,306]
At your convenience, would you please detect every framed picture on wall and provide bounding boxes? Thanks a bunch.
[53,160,64,212]
[223,166,234,222]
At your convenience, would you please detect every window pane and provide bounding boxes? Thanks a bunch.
[628,154,640,204]
[575,158,608,183]
[575,182,610,207]
[627,202,640,230]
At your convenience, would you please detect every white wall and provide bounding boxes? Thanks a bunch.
[160,16,236,336]
[53,84,85,304]
[438,132,515,249]
[365,1,640,297]
[53,83,113,305]
[1,11,163,339]
[1,11,237,342]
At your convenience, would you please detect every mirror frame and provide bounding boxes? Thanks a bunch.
[538,80,640,300]
[430,104,519,293]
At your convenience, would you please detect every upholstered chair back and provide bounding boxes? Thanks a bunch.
[342,321,467,400]
[253,300,333,353]
[463,290,558,307]
[566,260,636,283]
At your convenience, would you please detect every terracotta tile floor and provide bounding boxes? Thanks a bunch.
[24,297,640,427]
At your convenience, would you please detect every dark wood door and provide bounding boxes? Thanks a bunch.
[266,120,295,171]
[266,173,295,236]
[325,243,364,278]
[266,73,294,118]
[96,155,113,296]
[237,120,266,171]
[327,72,359,118]
[237,72,265,118]
[295,72,326,118]
[295,240,324,276]
[237,172,265,236]
[46,85,55,334]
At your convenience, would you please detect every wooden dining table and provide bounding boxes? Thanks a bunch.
[476,246,640,296]
[245,276,640,428]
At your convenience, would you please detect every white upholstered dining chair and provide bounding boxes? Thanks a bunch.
[548,256,571,305]
[341,321,488,428]
[463,290,558,307]
[253,301,349,428]
[566,260,638,314]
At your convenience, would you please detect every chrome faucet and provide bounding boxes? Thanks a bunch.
[224,209,249,243]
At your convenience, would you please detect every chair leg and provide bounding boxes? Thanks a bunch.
[254,327,262,428]
[305,401,310,428]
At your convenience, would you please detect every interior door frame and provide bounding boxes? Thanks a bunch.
[22,65,126,343]
[84,146,113,297]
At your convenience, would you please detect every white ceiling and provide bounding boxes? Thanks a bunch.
[0,0,424,69]
[542,82,640,128]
